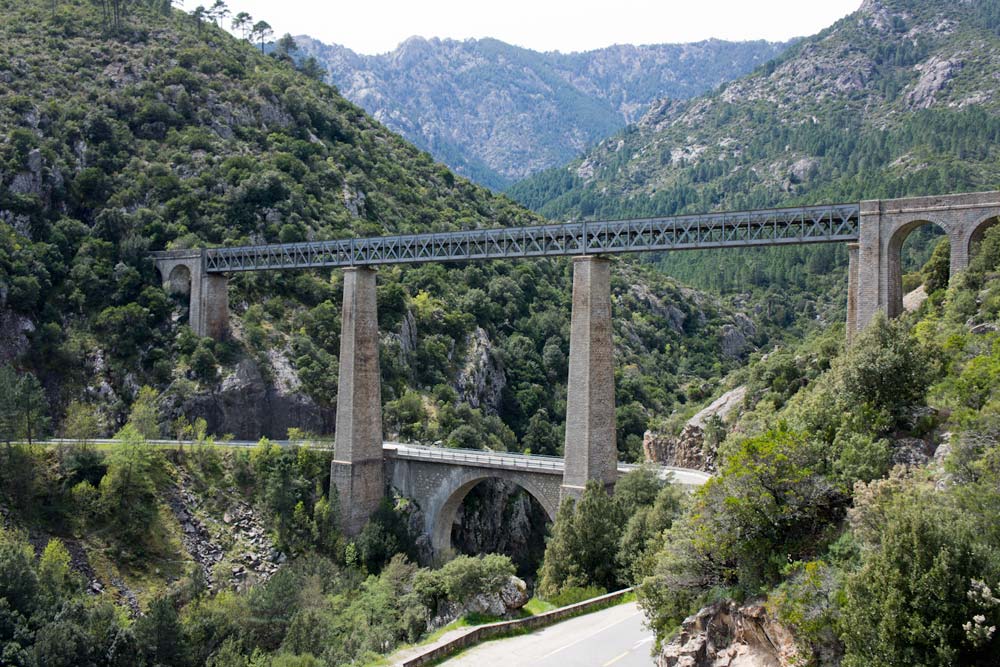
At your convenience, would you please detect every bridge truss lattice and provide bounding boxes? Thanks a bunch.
[200,203,861,273]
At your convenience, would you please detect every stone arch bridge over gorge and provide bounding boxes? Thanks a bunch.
[152,191,1000,548]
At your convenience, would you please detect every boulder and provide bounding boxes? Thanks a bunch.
[643,385,747,471]
[428,575,529,631]
[658,601,800,667]
[891,437,932,467]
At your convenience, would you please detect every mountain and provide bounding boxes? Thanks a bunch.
[294,35,791,189]
[0,0,770,460]
[509,0,1000,295]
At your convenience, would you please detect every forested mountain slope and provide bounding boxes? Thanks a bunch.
[0,0,766,457]
[534,225,1000,666]
[510,0,1000,304]
[295,36,789,189]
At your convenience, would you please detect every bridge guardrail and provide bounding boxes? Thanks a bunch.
[388,443,565,472]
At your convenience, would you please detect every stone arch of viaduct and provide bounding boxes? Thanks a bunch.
[386,454,561,555]
[849,192,1000,334]
[151,191,1000,550]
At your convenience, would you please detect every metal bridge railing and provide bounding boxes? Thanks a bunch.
[386,443,565,472]
[198,203,861,272]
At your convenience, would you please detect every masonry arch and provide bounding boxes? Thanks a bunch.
[968,215,1000,262]
[886,218,951,318]
[166,264,192,295]
[429,470,559,556]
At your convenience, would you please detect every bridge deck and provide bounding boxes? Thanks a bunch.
[385,443,711,486]
[176,203,860,273]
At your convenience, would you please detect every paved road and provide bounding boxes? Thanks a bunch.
[441,601,656,667]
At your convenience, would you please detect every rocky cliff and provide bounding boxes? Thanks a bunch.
[295,36,789,188]
[450,479,549,577]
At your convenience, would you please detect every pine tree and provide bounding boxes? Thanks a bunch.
[0,365,19,446]
[15,372,48,444]
[251,20,272,54]
[230,11,251,39]
[134,595,191,667]
[538,497,580,598]
[127,386,161,439]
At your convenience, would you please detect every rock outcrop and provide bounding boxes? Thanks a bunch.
[644,386,747,471]
[454,327,506,413]
[658,601,800,667]
[0,309,34,364]
[644,426,713,471]
[903,284,928,312]
[720,315,757,359]
[906,56,962,110]
[428,575,529,631]
[163,356,326,440]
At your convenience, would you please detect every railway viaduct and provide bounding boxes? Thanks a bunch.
[152,190,1000,547]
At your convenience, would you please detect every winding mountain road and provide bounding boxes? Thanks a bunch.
[441,601,656,667]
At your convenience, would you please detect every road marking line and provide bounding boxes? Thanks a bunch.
[602,651,630,666]
[537,610,641,661]
[632,636,654,649]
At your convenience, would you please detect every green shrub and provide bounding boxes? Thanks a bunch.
[547,585,607,607]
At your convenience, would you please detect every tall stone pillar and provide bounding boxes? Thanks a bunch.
[331,266,385,536]
[561,256,617,503]
[845,243,859,344]
[200,273,230,340]
[854,199,884,332]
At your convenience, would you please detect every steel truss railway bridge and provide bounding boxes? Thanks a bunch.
[152,191,1000,547]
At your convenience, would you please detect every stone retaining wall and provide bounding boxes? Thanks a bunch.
[400,587,634,667]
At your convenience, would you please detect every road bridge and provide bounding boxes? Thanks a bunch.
[151,191,1000,538]
[44,438,707,554]
[384,443,707,553]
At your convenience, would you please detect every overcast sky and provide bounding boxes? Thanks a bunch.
[220,0,863,54]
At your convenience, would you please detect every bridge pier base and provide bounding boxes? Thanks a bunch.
[152,250,229,340]
[332,266,385,536]
[561,256,617,504]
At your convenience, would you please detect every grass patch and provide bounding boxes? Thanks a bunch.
[522,597,557,616]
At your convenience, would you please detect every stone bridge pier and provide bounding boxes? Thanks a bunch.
[849,191,1000,337]
[331,267,386,536]
[152,250,229,339]
[561,256,617,502]
[331,255,620,540]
